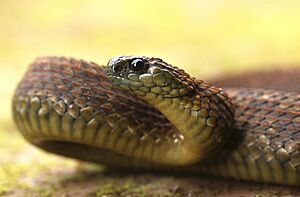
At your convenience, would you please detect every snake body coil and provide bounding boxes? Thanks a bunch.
[12,56,300,185]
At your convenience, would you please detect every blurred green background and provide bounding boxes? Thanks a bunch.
[1,0,300,195]
[2,0,300,126]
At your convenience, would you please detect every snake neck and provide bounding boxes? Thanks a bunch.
[138,82,234,164]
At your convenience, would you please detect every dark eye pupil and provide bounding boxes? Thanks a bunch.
[130,59,145,71]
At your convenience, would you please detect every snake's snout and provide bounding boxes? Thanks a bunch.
[106,55,149,75]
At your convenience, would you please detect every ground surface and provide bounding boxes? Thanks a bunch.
[1,1,300,196]
[1,129,300,197]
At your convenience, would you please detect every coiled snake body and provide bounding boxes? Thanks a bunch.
[12,56,300,185]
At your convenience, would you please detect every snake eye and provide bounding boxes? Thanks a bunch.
[130,59,145,71]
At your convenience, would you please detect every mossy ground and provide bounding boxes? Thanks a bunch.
[1,1,300,196]
[1,127,300,197]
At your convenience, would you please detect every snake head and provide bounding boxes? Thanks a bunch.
[106,55,196,98]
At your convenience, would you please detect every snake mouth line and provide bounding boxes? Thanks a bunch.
[107,75,192,98]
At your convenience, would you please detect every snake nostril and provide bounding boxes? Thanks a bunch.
[113,64,124,72]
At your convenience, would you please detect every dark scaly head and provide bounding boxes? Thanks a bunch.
[106,55,198,99]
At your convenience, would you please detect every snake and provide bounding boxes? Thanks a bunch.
[12,56,300,186]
